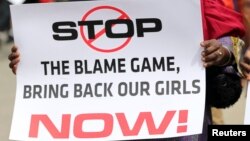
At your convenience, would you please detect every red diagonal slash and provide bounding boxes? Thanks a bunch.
[80,6,131,53]
[87,14,128,44]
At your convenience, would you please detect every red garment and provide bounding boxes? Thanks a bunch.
[202,0,245,40]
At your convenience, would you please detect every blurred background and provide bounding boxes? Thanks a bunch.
[0,41,16,141]
[0,0,248,140]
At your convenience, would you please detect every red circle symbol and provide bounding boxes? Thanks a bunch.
[80,6,131,53]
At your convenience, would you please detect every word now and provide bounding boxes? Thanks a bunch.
[29,110,188,139]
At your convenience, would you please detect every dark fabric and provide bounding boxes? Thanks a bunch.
[206,65,242,108]
[24,0,40,3]
[0,0,11,31]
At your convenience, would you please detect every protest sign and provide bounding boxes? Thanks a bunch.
[10,0,205,140]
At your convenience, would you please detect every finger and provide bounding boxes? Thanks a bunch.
[203,61,214,68]
[200,39,216,47]
[203,45,221,57]
[242,70,248,78]
[200,39,219,48]
[201,39,221,58]
[12,65,17,75]
[240,62,250,72]
[242,69,250,80]
[8,52,20,60]
[9,58,20,69]
[202,51,219,63]
[240,62,250,80]
[243,55,250,64]
[242,72,250,80]
[11,46,18,52]
[203,51,225,67]
[202,45,220,56]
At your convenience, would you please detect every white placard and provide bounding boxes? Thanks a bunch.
[10,0,205,140]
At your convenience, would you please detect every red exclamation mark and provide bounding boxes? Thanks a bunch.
[177,110,188,133]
